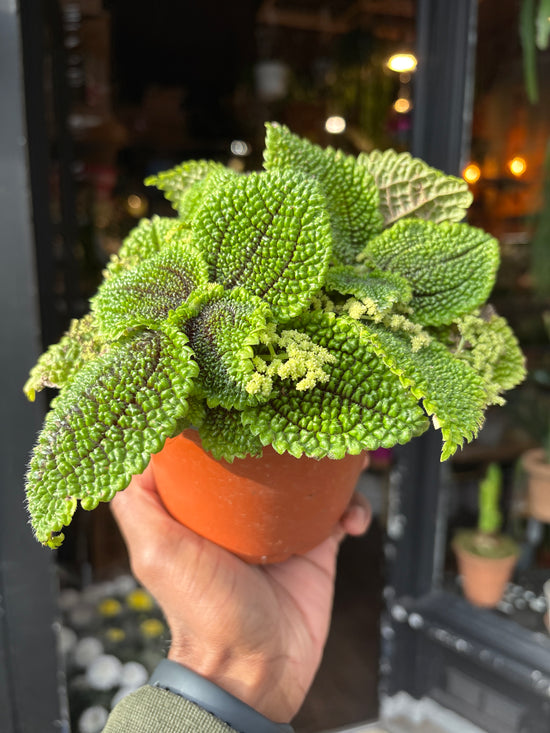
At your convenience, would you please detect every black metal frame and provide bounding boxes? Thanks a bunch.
[382,3,550,731]
[0,0,66,731]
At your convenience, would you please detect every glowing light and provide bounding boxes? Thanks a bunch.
[126,194,148,217]
[230,140,250,156]
[387,53,417,73]
[325,115,346,134]
[393,97,411,114]
[508,156,527,177]
[462,163,481,184]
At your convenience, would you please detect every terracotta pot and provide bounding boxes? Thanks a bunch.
[522,448,550,522]
[453,542,518,608]
[150,430,366,564]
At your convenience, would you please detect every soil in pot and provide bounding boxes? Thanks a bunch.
[150,430,367,564]
[453,530,519,608]
[522,448,550,522]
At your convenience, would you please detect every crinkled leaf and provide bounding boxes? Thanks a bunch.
[26,330,197,547]
[264,123,383,264]
[194,168,332,320]
[363,219,499,326]
[325,265,412,312]
[242,311,428,459]
[359,148,473,226]
[185,287,272,410]
[93,243,209,339]
[198,407,264,462]
[455,311,527,402]
[355,320,487,460]
[146,160,237,220]
[24,314,105,399]
[104,216,189,280]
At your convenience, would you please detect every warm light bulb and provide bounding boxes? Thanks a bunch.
[325,116,346,134]
[387,53,417,73]
[393,97,411,114]
[462,163,481,184]
[508,156,527,177]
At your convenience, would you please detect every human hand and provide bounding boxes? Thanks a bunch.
[111,460,371,723]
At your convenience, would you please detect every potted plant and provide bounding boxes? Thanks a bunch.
[453,463,519,607]
[24,123,525,562]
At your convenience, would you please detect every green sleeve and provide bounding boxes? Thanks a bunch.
[104,685,239,733]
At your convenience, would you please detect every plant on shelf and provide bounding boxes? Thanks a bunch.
[24,123,525,561]
[453,463,520,607]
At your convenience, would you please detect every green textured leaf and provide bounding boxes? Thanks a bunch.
[455,311,527,401]
[359,148,473,226]
[26,330,197,547]
[242,311,428,459]
[185,287,272,410]
[24,314,105,399]
[198,407,263,462]
[355,320,488,460]
[93,242,209,339]
[145,160,237,219]
[325,265,412,312]
[193,168,332,320]
[105,216,190,280]
[363,219,500,326]
[264,123,383,264]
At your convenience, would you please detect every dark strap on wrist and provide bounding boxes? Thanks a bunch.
[149,659,294,733]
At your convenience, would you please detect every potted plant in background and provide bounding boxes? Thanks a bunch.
[453,463,520,607]
[24,123,525,562]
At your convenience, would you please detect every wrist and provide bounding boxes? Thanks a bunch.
[168,640,288,721]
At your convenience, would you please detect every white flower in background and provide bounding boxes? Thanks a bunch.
[86,654,123,690]
[58,626,78,657]
[78,705,108,733]
[69,604,95,630]
[120,661,148,689]
[58,588,81,611]
[82,581,116,604]
[74,637,104,668]
[112,574,137,595]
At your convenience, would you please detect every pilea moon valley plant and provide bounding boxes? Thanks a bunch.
[25,124,526,548]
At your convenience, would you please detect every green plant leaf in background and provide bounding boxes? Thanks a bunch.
[536,0,550,49]
[478,463,503,535]
[26,330,197,547]
[520,0,539,103]
[193,168,333,320]
[242,311,429,459]
[361,219,500,326]
[359,148,473,226]
[264,122,384,264]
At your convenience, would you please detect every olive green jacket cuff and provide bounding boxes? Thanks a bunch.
[104,685,239,733]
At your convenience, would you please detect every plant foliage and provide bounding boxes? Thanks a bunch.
[25,123,525,547]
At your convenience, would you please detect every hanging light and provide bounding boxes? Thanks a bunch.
[393,97,412,114]
[508,156,527,177]
[325,116,346,134]
[387,53,417,73]
[462,163,481,184]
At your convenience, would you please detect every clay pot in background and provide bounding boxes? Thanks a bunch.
[522,448,550,522]
[453,538,519,608]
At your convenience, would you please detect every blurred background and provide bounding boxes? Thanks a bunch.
[2,1,550,732]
